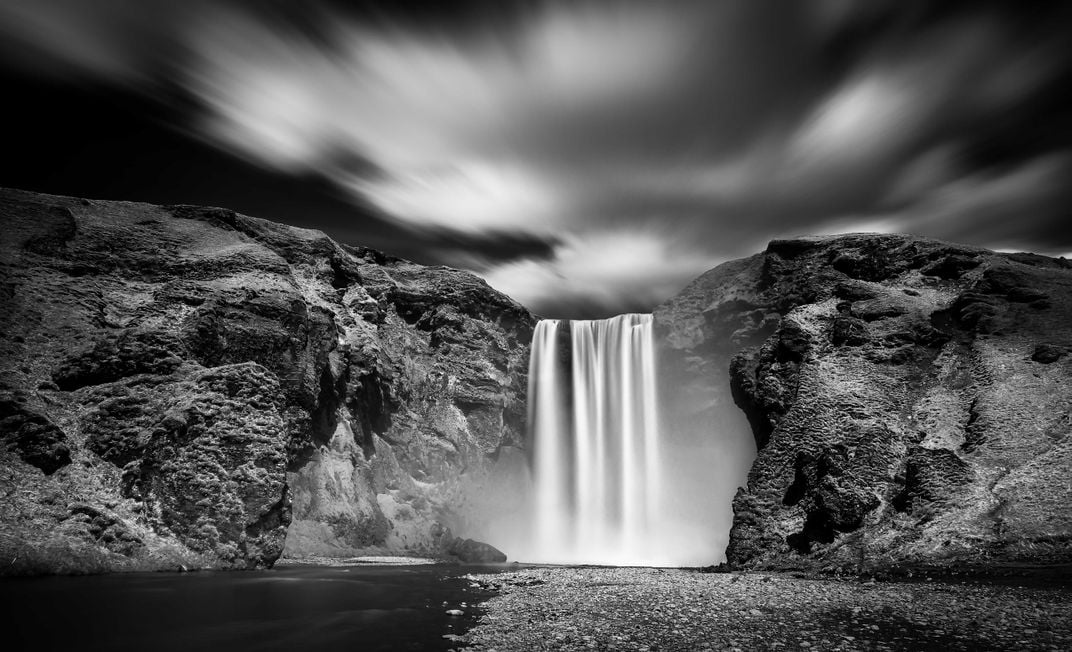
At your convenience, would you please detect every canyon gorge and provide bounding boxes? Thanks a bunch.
[1,187,1070,574]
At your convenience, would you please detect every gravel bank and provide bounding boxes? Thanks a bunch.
[462,567,1071,651]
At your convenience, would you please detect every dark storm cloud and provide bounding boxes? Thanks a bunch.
[1,1,1070,317]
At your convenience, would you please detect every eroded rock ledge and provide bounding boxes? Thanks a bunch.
[0,188,532,573]
[656,233,1072,571]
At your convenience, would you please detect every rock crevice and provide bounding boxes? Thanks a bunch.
[0,188,532,572]
[656,233,1072,571]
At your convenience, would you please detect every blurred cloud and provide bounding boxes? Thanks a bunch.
[346,162,561,233]
[0,0,197,81]
[883,154,1072,252]
[1,0,1070,316]
[480,228,720,318]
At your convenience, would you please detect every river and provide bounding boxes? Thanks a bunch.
[0,563,503,651]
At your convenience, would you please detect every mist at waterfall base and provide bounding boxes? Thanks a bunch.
[490,314,755,567]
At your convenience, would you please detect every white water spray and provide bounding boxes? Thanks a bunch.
[481,310,755,567]
[524,314,667,565]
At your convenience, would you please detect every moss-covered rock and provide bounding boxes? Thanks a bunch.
[0,187,533,574]
[51,330,186,391]
[0,395,71,474]
[656,233,1072,572]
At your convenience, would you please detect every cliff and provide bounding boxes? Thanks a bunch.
[0,188,532,573]
[656,233,1072,572]
[6,184,1068,576]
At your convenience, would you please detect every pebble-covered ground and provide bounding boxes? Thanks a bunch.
[460,567,1072,651]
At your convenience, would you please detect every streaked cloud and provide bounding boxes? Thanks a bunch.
[883,154,1072,253]
[0,0,191,81]
[480,228,720,318]
[1,0,1069,316]
[347,162,561,234]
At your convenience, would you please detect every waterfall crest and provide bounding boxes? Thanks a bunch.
[525,314,665,565]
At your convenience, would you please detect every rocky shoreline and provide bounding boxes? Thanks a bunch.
[462,566,1072,651]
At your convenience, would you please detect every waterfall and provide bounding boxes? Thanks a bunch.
[526,314,665,565]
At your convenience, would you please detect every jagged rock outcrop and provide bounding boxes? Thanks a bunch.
[656,233,1072,572]
[0,188,532,574]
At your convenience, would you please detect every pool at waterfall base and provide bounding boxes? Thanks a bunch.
[0,564,504,652]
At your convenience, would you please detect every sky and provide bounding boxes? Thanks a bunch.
[1,0,1070,318]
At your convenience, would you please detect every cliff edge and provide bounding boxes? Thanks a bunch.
[0,188,532,573]
[656,233,1072,572]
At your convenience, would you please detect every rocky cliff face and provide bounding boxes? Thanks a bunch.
[656,233,1072,572]
[0,188,532,573]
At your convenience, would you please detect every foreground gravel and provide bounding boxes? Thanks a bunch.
[461,567,1072,651]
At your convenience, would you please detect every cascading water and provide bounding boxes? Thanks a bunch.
[485,310,754,568]
[525,314,666,566]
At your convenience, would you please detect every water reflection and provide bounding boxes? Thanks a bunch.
[0,564,501,652]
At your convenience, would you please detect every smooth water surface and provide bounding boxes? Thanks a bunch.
[0,564,501,652]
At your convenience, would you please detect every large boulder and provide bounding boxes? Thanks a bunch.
[447,537,508,563]
[656,233,1072,572]
[0,187,533,574]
